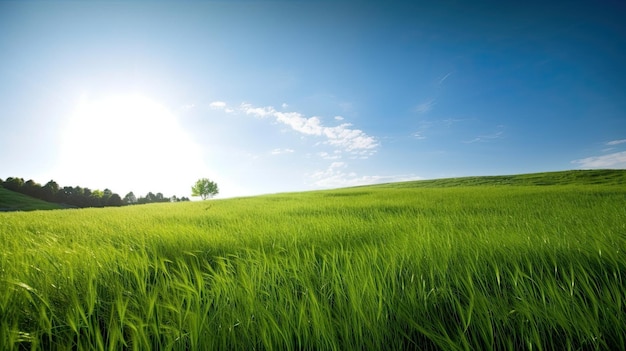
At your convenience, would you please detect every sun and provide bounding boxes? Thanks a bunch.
[56,93,205,195]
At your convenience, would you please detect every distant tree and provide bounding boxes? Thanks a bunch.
[123,192,137,205]
[72,186,86,207]
[58,186,74,204]
[90,190,104,207]
[155,192,165,202]
[22,180,42,198]
[192,178,219,200]
[1,176,178,208]
[103,189,113,200]
[146,192,156,202]
[3,177,24,192]
[137,192,156,204]
[42,180,60,202]
[106,193,124,207]
[82,187,95,207]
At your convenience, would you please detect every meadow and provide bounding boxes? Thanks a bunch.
[1,171,625,350]
[0,188,61,212]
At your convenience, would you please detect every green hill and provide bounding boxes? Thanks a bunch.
[1,170,622,211]
[0,187,62,211]
[368,169,626,189]
[1,169,625,349]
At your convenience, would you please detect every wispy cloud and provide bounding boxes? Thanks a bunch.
[240,103,378,156]
[209,101,227,109]
[606,139,626,146]
[209,101,234,113]
[571,151,626,169]
[318,151,342,160]
[415,99,435,114]
[464,126,505,143]
[442,118,472,127]
[270,148,295,155]
[412,132,426,140]
[413,71,453,117]
[309,162,420,188]
[438,71,453,85]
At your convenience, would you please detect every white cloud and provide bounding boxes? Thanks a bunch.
[334,116,344,121]
[415,99,435,114]
[277,112,324,135]
[606,139,626,146]
[323,123,378,152]
[309,162,421,188]
[571,151,626,169]
[413,132,426,140]
[241,104,274,118]
[241,103,378,156]
[209,101,227,109]
[270,148,295,155]
[281,103,289,109]
[318,151,342,160]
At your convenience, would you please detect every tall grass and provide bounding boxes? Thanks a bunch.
[1,184,625,350]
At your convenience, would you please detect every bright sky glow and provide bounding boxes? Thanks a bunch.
[55,94,209,196]
[1,1,624,198]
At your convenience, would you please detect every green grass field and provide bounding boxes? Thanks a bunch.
[0,187,62,212]
[1,170,625,350]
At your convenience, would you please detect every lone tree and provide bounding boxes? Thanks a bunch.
[192,178,219,200]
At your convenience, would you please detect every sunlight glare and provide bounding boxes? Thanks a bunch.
[57,93,206,195]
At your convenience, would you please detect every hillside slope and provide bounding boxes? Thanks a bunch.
[0,187,62,211]
[368,169,626,189]
[1,173,625,350]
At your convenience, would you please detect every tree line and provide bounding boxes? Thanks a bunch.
[0,177,189,208]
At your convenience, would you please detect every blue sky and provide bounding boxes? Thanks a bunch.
[1,0,625,198]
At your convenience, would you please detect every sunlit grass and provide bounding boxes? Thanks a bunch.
[1,181,625,349]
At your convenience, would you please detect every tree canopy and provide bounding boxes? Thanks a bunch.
[1,177,189,208]
[191,178,219,200]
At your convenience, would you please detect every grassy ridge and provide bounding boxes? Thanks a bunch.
[1,172,625,350]
[368,169,626,188]
[0,187,62,212]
